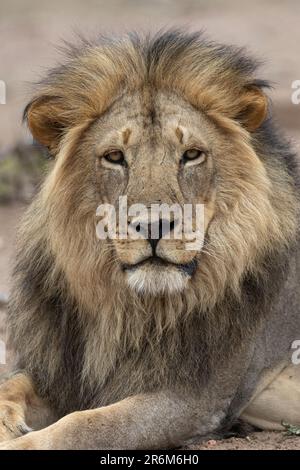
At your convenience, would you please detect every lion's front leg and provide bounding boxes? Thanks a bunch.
[0,391,217,450]
[0,371,55,442]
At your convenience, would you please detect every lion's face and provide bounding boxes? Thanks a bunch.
[24,32,297,307]
[85,90,217,294]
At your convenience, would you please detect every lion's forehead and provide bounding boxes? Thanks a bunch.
[94,90,211,151]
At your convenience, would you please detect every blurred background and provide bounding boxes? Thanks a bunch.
[0,0,299,372]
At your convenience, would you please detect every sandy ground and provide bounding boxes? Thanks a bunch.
[0,0,300,450]
[192,432,300,450]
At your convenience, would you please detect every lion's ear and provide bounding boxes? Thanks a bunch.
[237,86,268,132]
[24,96,67,154]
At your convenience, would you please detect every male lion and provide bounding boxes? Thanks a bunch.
[0,30,300,450]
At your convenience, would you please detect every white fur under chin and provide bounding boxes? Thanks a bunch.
[126,267,189,295]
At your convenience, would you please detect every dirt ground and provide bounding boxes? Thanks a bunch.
[0,0,300,451]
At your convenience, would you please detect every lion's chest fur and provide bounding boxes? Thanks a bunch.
[30,311,220,415]
[18,290,263,417]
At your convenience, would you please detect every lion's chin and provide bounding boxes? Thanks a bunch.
[125,265,191,295]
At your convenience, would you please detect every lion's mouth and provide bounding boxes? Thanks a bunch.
[122,256,197,277]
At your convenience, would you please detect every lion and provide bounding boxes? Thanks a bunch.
[0,30,300,449]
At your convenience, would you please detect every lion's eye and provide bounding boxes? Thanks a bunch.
[182,149,206,164]
[104,150,125,165]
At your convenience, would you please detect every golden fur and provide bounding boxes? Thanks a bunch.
[6,30,298,416]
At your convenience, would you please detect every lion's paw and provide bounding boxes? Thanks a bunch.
[0,401,32,442]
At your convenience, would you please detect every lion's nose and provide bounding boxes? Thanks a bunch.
[147,218,175,254]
